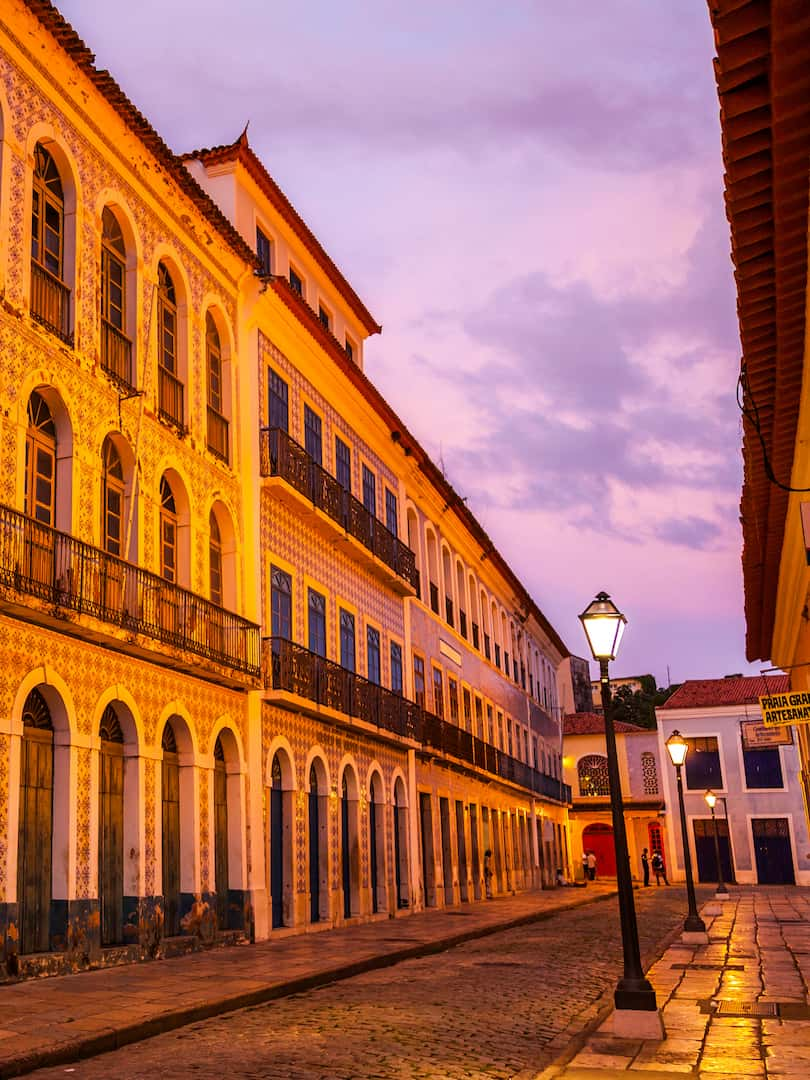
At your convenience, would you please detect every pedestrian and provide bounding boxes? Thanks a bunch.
[581,851,589,883]
[483,849,493,899]
[555,867,570,887]
[641,847,650,887]
[586,851,597,881]
[651,850,668,886]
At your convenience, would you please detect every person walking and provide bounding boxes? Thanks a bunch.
[641,847,650,887]
[586,851,597,881]
[651,850,668,886]
[483,849,493,899]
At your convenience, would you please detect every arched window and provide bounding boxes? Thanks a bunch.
[578,754,610,797]
[209,510,223,606]
[159,476,177,583]
[641,751,659,796]
[30,144,70,342]
[157,263,183,430]
[101,437,125,557]
[206,313,228,463]
[101,208,132,387]
[25,390,56,525]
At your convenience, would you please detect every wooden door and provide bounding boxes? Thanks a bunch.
[753,818,795,885]
[308,766,320,923]
[270,756,284,929]
[18,726,53,954]
[369,790,379,914]
[341,777,351,919]
[214,756,229,929]
[99,740,124,945]
[161,750,181,936]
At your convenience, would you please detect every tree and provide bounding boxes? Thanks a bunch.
[608,680,681,730]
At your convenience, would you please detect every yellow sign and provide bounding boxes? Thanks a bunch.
[759,692,810,727]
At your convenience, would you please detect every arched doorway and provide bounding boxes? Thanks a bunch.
[99,704,124,946]
[161,721,181,936]
[393,778,409,909]
[18,688,53,954]
[341,774,351,918]
[369,774,385,914]
[213,735,228,929]
[270,754,284,929]
[308,763,323,923]
[582,822,616,877]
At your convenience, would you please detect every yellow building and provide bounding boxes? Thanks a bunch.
[708,3,810,818]
[0,0,571,978]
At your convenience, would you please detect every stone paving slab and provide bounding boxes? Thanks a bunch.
[541,887,810,1080]
[0,884,619,1078]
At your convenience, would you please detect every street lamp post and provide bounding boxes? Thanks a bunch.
[579,592,662,1038]
[664,731,708,942]
[704,790,730,899]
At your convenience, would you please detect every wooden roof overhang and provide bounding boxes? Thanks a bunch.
[709,0,810,661]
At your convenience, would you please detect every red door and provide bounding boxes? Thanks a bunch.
[582,823,616,877]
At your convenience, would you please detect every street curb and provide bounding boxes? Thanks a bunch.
[534,906,693,1080]
[1,888,618,1078]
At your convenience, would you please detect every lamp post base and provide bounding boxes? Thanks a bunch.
[715,889,730,899]
[613,1007,665,1040]
[682,929,710,945]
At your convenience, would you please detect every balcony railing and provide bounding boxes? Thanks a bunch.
[266,637,571,802]
[207,407,229,463]
[101,319,134,390]
[260,427,418,591]
[0,504,261,676]
[30,261,71,345]
[158,367,185,431]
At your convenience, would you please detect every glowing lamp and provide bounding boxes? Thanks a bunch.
[579,592,627,661]
[665,730,689,768]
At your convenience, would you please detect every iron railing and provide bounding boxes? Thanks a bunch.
[158,367,185,430]
[207,407,229,463]
[259,428,418,590]
[30,261,71,345]
[266,637,571,802]
[0,504,261,675]
[101,319,134,390]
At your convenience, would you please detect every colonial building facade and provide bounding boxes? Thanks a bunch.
[0,1,571,978]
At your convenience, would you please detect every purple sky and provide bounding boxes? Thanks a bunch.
[56,0,759,686]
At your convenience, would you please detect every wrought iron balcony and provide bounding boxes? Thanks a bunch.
[265,637,571,802]
[30,260,72,345]
[259,427,418,592]
[101,318,134,391]
[0,504,261,676]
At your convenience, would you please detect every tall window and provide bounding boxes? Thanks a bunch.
[209,511,223,606]
[641,751,659,795]
[340,609,356,672]
[335,436,351,491]
[462,688,472,732]
[31,144,70,341]
[432,667,444,718]
[304,405,323,465]
[474,696,483,740]
[448,678,459,724]
[385,488,398,537]
[367,626,381,685]
[271,566,292,639]
[25,391,56,525]
[413,656,425,709]
[268,368,289,432]
[487,704,494,744]
[308,588,326,657]
[362,465,376,516]
[345,337,354,363]
[100,208,130,383]
[390,642,403,695]
[743,747,783,789]
[159,477,177,582]
[684,737,722,790]
[157,263,183,429]
[318,305,331,330]
[206,313,228,463]
[289,266,303,296]
[256,226,273,276]
[101,437,125,557]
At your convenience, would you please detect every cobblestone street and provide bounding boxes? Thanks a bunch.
[28,887,708,1080]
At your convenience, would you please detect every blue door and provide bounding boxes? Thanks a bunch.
[270,755,284,929]
[753,818,795,885]
[308,766,320,923]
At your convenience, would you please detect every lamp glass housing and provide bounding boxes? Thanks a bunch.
[666,730,689,767]
[704,789,717,809]
[579,592,627,662]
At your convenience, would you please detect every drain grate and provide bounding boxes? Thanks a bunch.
[712,1000,779,1018]
[671,962,744,971]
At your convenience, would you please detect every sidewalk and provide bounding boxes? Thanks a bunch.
[0,883,617,1078]
[541,886,810,1080]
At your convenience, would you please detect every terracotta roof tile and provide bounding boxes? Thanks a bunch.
[658,674,790,710]
[563,713,646,736]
